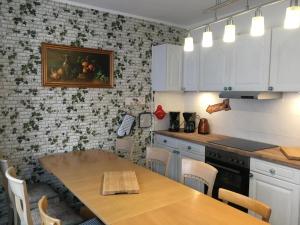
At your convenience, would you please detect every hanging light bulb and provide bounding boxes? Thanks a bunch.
[284,0,300,29]
[184,33,194,52]
[251,8,265,37]
[223,18,236,43]
[202,25,213,48]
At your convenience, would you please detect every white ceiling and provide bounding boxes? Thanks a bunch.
[57,0,275,28]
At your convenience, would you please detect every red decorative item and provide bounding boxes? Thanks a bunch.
[154,105,166,120]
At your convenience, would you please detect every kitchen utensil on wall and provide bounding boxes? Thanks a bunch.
[154,105,166,120]
[117,114,135,137]
[138,112,152,128]
[198,118,210,134]
[169,112,180,132]
[206,99,231,114]
[183,112,196,133]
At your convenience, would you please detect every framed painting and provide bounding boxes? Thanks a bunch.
[41,43,114,88]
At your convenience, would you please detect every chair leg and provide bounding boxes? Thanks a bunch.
[7,207,14,225]
[13,207,18,225]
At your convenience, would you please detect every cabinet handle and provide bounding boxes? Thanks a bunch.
[224,87,228,91]
[269,168,276,175]
[187,146,192,150]
[249,173,253,178]
[268,86,274,91]
[163,140,167,143]
[228,86,232,91]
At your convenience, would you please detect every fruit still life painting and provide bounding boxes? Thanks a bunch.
[42,43,114,88]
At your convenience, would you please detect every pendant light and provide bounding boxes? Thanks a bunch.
[184,33,194,52]
[251,8,265,37]
[202,25,213,48]
[284,0,300,29]
[223,18,236,43]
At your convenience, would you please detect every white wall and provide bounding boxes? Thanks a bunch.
[154,1,300,147]
[154,92,300,146]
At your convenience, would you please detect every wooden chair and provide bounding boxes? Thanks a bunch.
[38,196,104,225]
[146,146,171,176]
[5,167,33,225]
[218,188,272,222]
[116,138,134,160]
[1,159,18,225]
[5,166,84,225]
[0,159,59,210]
[38,196,62,225]
[181,158,218,196]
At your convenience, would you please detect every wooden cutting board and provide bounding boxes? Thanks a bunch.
[280,147,300,160]
[102,171,140,196]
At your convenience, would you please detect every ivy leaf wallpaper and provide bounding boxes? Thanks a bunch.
[0,0,186,222]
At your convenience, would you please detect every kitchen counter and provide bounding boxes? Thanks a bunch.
[155,130,300,170]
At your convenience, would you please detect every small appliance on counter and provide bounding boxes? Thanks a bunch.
[198,118,209,135]
[183,112,196,133]
[169,112,180,132]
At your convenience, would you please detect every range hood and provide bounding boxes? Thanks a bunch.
[219,91,282,100]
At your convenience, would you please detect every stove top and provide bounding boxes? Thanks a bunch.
[209,137,278,152]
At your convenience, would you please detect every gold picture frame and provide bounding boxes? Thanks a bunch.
[41,43,114,88]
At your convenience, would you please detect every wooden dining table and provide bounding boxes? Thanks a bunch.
[39,150,270,225]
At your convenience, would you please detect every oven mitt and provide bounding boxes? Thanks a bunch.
[117,114,135,137]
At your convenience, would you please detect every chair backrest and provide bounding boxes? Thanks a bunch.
[146,146,171,176]
[6,167,33,225]
[0,159,9,192]
[116,138,134,160]
[218,188,271,222]
[181,158,218,196]
[38,196,62,225]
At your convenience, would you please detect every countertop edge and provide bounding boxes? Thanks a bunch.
[154,130,300,170]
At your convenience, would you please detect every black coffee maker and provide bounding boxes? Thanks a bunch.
[169,112,180,132]
[183,112,196,133]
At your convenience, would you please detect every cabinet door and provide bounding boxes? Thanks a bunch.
[166,45,183,91]
[249,172,300,225]
[199,39,233,91]
[231,31,271,91]
[270,28,300,92]
[183,44,200,91]
[151,45,167,91]
[179,151,205,193]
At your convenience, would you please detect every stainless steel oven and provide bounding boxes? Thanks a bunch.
[205,147,250,212]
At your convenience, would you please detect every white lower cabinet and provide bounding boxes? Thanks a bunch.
[249,159,300,225]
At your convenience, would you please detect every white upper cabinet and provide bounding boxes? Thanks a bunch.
[231,31,271,91]
[151,44,183,91]
[270,27,300,92]
[199,39,233,91]
[183,44,200,91]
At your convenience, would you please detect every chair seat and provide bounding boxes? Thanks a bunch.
[31,201,84,225]
[80,218,105,225]
[28,183,59,209]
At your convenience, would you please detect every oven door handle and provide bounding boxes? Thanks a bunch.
[207,162,241,175]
